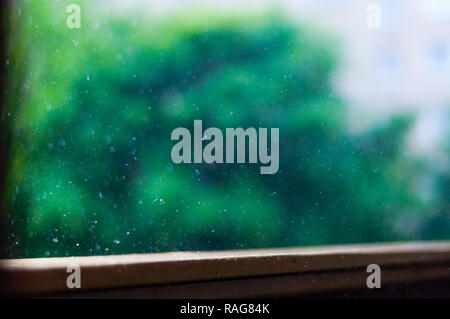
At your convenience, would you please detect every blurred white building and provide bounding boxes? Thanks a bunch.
[283,0,450,159]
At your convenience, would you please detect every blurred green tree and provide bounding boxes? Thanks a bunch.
[2,1,437,258]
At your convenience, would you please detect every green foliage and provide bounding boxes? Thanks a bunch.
[2,1,444,258]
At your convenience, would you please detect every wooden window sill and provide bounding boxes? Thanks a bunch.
[1,241,449,298]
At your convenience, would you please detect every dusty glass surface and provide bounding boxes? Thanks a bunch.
[1,0,448,258]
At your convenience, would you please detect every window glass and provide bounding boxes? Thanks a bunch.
[1,0,449,258]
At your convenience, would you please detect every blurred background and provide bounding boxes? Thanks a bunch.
[1,0,448,258]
